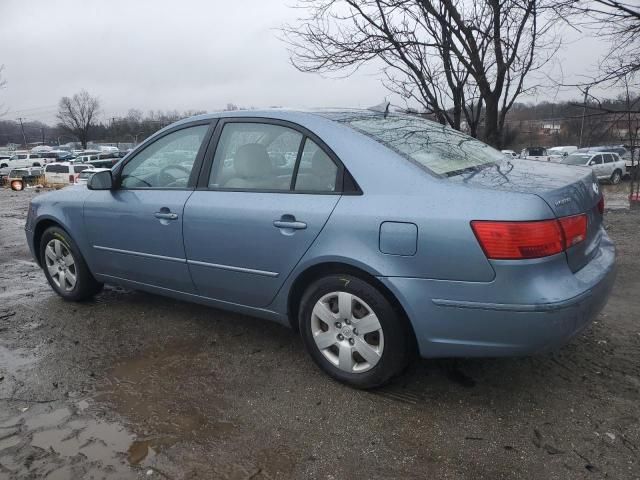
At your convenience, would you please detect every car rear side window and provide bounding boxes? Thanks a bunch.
[294,138,338,192]
[209,123,303,191]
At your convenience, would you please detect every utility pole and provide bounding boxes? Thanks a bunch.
[17,117,27,148]
[578,86,590,148]
[41,127,45,145]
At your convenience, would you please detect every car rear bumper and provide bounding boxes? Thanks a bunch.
[379,229,616,358]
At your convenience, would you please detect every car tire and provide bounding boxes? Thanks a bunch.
[40,226,103,301]
[0,163,7,168]
[610,169,622,185]
[298,274,411,389]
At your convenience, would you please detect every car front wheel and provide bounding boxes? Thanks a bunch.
[40,226,103,301]
[299,274,411,388]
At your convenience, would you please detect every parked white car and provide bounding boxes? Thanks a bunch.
[44,162,90,185]
[519,147,550,161]
[561,151,626,184]
[548,146,578,162]
[0,153,45,168]
[75,168,110,185]
[74,153,100,164]
[501,149,517,159]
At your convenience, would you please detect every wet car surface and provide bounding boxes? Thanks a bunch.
[1,186,639,479]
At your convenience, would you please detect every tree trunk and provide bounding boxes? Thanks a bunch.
[483,96,501,148]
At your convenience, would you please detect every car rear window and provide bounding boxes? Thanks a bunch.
[527,148,546,156]
[323,112,503,176]
[46,164,69,173]
[74,165,89,172]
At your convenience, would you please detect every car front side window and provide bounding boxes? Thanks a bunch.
[120,125,208,189]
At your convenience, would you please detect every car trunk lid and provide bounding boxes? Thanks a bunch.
[450,159,603,272]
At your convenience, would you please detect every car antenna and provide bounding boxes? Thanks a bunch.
[368,100,391,118]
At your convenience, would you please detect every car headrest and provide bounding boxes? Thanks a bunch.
[234,144,272,178]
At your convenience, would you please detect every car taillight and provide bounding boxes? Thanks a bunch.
[559,214,587,248]
[69,174,75,183]
[597,196,604,215]
[471,214,588,260]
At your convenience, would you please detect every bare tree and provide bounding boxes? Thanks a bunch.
[560,0,639,86]
[283,0,560,147]
[56,90,100,148]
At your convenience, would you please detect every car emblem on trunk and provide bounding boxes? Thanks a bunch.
[592,182,599,195]
[555,198,572,207]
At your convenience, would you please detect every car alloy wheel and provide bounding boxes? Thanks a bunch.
[310,291,384,373]
[44,238,77,292]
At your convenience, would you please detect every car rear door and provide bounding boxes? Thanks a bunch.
[602,154,614,176]
[183,119,343,308]
[83,121,214,293]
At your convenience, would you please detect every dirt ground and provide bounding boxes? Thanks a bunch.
[0,184,639,480]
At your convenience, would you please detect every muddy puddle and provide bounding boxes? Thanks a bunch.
[0,400,155,479]
[95,340,237,456]
[0,341,156,479]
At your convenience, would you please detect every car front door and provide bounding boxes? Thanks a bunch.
[183,120,344,307]
[83,122,213,293]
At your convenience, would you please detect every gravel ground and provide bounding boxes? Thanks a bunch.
[0,185,639,480]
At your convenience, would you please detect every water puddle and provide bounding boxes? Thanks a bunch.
[94,340,238,464]
[0,402,154,479]
[0,344,38,370]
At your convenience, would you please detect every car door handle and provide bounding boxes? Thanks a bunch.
[154,212,178,220]
[273,220,307,230]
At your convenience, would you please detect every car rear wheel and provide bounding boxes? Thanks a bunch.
[299,274,411,388]
[40,227,103,301]
[610,169,622,185]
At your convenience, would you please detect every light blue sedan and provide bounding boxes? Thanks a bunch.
[25,110,616,388]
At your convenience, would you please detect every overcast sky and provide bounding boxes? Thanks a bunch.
[1,0,613,125]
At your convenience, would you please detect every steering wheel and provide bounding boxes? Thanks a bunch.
[158,164,191,187]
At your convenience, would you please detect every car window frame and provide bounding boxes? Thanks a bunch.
[112,119,217,191]
[196,117,361,195]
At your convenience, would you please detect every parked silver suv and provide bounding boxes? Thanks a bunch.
[561,151,626,184]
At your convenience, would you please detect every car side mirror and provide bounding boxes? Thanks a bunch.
[589,160,596,166]
[87,170,114,190]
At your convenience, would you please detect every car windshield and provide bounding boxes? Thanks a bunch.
[324,112,503,176]
[561,154,590,165]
